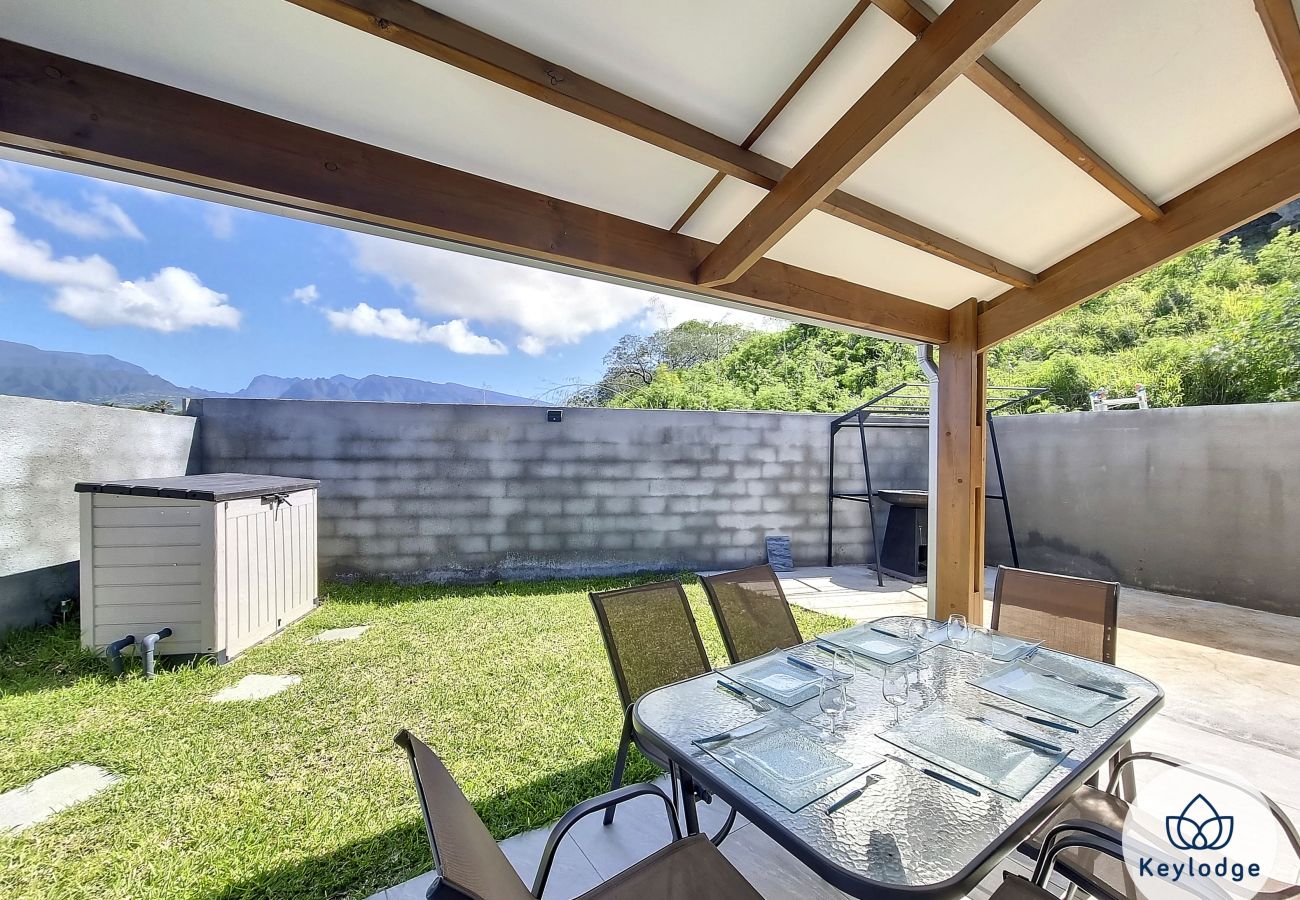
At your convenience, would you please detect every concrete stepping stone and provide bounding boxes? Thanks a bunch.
[310,625,370,643]
[209,674,300,703]
[0,764,120,835]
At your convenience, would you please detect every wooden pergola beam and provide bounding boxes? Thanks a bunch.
[0,39,949,344]
[934,298,986,622]
[977,128,1300,351]
[695,0,1041,288]
[289,0,1036,289]
[1255,0,1300,110]
[875,0,1164,221]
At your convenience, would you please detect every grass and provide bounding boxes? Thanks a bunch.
[0,574,850,900]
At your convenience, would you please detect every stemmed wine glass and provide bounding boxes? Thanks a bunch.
[831,648,857,710]
[881,663,909,726]
[947,613,970,648]
[906,618,928,684]
[818,679,848,743]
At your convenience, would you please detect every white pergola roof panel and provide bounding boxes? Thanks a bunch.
[949,0,1300,205]
[681,178,1005,307]
[424,0,863,146]
[748,6,916,166]
[841,77,1139,273]
[0,0,717,229]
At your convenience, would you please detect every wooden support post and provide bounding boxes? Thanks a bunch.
[934,299,987,624]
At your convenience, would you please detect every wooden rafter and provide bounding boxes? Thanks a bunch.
[289,0,1035,289]
[0,39,949,344]
[695,0,1041,288]
[978,128,1300,351]
[875,0,1163,221]
[1254,0,1300,111]
[670,0,873,234]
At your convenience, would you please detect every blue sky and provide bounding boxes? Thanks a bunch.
[0,159,779,400]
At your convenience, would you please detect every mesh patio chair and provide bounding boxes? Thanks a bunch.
[1021,753,1300,900]
[991,565,1120,664]
[589,580,735,839]
[991,565,1130,791]
[700,564,803,664]
[990,819,1156,900]
[395,730,763,900]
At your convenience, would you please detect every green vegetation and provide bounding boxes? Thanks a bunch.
[575,230,1300,413]
[0,576,848,900]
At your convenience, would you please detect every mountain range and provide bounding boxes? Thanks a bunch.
[0,340,538,408]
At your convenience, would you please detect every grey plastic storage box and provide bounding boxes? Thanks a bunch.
[75,473,320,662]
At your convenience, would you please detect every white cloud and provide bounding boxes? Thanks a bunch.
[636,295,786,333]
[51,267,240,332]
[324,302,506,355]
[0,162,143,240]
[348,234,786,355]
[0,206,239,332]
[290,284,319,304]
[204,205,237,240]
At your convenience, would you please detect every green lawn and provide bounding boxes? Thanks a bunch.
[0,574,849,900]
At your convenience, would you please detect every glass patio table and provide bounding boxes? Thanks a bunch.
[632,615,1163,900]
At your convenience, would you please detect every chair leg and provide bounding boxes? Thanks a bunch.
[604,713,633,826]
[1114,740,1136,801]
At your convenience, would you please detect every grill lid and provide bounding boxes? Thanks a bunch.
[74,473,319,502]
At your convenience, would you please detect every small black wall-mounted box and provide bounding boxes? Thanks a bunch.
[547,409,563,423]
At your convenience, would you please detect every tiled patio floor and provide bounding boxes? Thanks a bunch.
[370,567,1300,899]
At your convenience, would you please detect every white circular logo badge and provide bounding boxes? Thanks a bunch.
[1122,762,1283,900]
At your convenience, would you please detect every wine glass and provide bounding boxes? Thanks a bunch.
[831,648,857,710]
[947,613,970,648]
[818,680,847,743]
[881,664,909,725]
[906,618,928,682]
[969,625,994,656]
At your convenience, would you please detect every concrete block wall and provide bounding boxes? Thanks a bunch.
[192,399,928,582]
[985,402,1300,615]
[0,395,199,633]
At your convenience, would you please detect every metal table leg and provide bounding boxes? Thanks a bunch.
[678,770,702,835]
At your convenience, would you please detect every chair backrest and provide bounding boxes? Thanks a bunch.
[991,566,1119,663]
[589,580,712,710]
[395,730,533,900]
[700,564,803,663]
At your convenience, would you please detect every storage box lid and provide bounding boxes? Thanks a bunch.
[74,473,319,502]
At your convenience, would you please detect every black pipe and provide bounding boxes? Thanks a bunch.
[140,628,173,679]
[106,634,136,677]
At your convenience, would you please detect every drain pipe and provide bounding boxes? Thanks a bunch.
[140,628,173,679]
[916,344,939,619]
[106,634,136,677]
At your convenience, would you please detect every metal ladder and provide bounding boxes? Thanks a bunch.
[826,383,1046,585]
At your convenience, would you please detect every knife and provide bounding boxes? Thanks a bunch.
[884,753,981,796]
[978,701,1079,733]
[871,626,904,639]
[1036,669,1127,700]
[966,716,1064,753]
[715,679,771,712]
[786,655,830,677]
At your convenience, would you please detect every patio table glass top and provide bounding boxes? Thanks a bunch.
[632,616,1163,900]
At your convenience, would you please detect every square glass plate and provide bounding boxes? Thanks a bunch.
[971,661,1137,727]
[821,624,917,664]
[877,701,1068,800]
[694,712,877,812]
[721,651,823,706]
[1026,651,1129,698]
[950,630,1043,661]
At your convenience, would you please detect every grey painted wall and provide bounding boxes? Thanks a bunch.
[192,399,927,582]
[986,403,1300,615]
[0,395,199,633]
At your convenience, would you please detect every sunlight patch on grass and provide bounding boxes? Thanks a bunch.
[0,574,849,899]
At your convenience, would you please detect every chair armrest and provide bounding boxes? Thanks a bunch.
[1105,750,1185,795]
[1031,817,1126,886]
[531,782,680,897]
